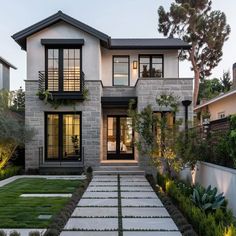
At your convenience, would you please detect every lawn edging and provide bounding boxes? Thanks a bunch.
[44,174,92,236]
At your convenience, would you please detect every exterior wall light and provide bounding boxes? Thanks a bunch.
[133,61,137,69]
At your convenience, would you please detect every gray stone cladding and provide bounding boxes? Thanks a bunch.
[25,80,102,170]
[135,78,193,171]
[25,77,193,172]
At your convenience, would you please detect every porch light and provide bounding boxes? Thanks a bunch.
[133,61,137,69]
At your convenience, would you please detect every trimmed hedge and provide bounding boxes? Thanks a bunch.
[0,166,22,180]
[157,172,236,236]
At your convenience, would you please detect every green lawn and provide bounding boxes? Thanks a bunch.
[0,178,84,228]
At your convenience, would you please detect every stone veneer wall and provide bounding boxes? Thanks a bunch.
[135,78,193,173]
[24,80,102,170]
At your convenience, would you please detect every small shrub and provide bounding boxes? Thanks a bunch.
[9,231,20,236]
[0,166,22,180]
[43,229,58,236]
[0,230,7,236]
[86,166,93,173]
[28,231,41,236]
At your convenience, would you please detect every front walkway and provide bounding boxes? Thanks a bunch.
[61,175,181,236]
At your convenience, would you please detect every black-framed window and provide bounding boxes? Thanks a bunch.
[113,56,130,86]
[45,112,82,161]
[139,55,163,78]
[46,48,81,92]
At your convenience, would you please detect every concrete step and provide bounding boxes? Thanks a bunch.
[93,170,145,175]
[93,165,145,176]
[100,161,139,167]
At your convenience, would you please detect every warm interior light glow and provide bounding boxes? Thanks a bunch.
[133,61,137,69]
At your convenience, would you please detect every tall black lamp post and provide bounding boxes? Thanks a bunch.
[182,100,192,141]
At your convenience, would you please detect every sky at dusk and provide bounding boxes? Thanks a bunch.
[0,0,235,90]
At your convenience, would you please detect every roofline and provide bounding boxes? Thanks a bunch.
[109,45,191,50]
[194,89,236,111]
[0,57,17,69]
[12,11,110,50]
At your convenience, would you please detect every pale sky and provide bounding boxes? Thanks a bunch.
[0,0,235,90]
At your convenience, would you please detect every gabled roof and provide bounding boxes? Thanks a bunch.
[194,88,236,111]
[12,11,191,51]
[110,38,191,50]
[12,11,110,50]
[0,56,17,69]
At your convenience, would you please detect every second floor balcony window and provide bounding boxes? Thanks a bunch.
[46,48,81,92]
[139,55,163,78]
[113,56,130,86]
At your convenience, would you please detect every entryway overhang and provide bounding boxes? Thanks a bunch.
[101,96,137,108]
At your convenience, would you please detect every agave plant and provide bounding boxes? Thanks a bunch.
[191,185,225,212]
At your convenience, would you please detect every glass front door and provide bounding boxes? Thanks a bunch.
[46,113,81,161]
[107,116,134,160]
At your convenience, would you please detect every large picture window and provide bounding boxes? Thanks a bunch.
[113,56,130,86]
[139,55,163,78]
[45,112,81,161]
[46,48,81,92]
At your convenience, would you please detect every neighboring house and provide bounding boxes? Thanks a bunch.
[195,63,236,124]
[0,56,17,90]
[12,11,193,173]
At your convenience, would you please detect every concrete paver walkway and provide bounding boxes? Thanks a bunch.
[60,175,181,236]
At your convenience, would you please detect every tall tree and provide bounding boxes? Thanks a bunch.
[158,0,230,105]
[11,87,25,112]
[220,70,232,92]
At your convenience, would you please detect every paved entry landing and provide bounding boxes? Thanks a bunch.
[60,175,181,236]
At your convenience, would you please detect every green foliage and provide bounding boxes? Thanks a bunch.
[191,185,225,212]
[9,231,20,236]
[128,93,183,175]
[228,115,236,167]
[0,90,35,169]
[156,173,236,236]
[0,166,22,180]
[10,87,25,112]
[28,232,40,236]
[158,0,230,104]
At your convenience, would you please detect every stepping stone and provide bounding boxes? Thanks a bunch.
[20,193,72,197]
[123,232,181,236]
[87,186,117,192]
[122,218,179,231]
[89,181,117,186]
[38,214,52,220]
[64,218,118,230]
[78,198,118,207]
[61,231,119,236]
[122,207,170,217]
[121,186,153,192]
[82,191,117,198]
[121,191,157,199]
[122,198,163,207]
[72,207,118,217]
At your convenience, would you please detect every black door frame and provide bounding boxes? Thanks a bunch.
[107,115,134,160]
[45,112,82,162]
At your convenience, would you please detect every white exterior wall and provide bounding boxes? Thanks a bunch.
[26,21,101,81]
[101,48,179,86]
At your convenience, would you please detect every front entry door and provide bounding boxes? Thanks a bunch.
[107,116,134,160]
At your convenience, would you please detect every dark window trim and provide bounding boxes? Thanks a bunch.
[112,55,130,86]
[41,39,84,47]
[138,54,164,78]
[44,111,82,162]
[107,115,134,160]
[45,46,82,92]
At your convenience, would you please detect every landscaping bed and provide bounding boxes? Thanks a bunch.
[154,173,236,236]
[0,178,87,228]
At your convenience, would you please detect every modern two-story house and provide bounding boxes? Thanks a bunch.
[12,11,193,173]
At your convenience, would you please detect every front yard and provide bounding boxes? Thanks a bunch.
[0,178,84,228]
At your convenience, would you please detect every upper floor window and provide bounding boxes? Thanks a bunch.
[139,55,163,78]
[113,56,130,86]
[46,48,81,92]
[218,111,225,119]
